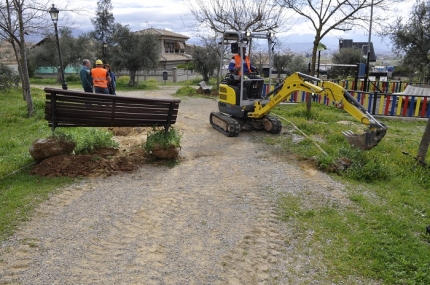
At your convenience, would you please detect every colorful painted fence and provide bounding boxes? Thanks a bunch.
[262,83,430,118]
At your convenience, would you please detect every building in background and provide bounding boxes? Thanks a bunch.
[136,28,193,69]
[339,39,376,62]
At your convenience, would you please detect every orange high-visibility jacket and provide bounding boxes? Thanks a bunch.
[91,67,109,88]
[233,54,251,76]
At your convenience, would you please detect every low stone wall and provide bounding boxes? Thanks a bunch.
[35,68,198,83]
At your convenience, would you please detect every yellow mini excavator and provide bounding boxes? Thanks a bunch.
[210,31,388,150]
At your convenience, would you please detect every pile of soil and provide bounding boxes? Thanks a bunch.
[30,127,154,177]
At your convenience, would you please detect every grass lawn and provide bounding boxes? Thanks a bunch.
[2,80,430,284]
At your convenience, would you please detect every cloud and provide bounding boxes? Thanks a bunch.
[62,0,414,53]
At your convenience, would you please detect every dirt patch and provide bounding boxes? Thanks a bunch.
[30,127,154,177]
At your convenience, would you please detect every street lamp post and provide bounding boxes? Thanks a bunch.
[361,45,368,63]
[49,4,67,90]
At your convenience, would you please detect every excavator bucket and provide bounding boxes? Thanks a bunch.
[342,128,387,151]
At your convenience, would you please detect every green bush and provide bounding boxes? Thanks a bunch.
[177,62,194,71]
[175,86,198,96]
[53,128,118,154]
[116,76,130,85]
[144,127,181,154]
[0,63,20,90]
[65,73,80,82]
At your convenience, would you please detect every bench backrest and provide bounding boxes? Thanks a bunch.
[44,88,181,132]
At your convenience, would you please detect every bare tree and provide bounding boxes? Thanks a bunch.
[0,0,63,117]
[0,0,42,116]
[251,45,269,74]
[187,0,288,33]
[0,0,84,117]
[275,0,397,77]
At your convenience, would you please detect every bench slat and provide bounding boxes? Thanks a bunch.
[45,103,179,115]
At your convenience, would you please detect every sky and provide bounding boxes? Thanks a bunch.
[60,0,416,55]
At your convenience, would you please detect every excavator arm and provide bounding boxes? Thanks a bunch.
[248,72,388,150]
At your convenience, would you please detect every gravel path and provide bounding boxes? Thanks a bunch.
[1,86,358,284]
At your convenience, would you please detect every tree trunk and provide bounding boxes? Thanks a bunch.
[417,117,430,163]
[307,37,320,113]
[10,41,25,100]
[129,70,137,86]
[17,4,33,117]
[57,70,62,84]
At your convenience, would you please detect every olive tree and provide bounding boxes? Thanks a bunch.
[28,28,94,83]
[331,47,362,79]
[109,24,160,86]
[286,55,308,75]
[388,1,430,163]
[388,1,430,83]
[0,63,19,90]
[273,53,294,80]
[192,45,219,82]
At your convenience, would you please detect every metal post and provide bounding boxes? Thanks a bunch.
[49,4,67,90]
[103,41,107,62]
[364,0,374,93]
[53,22,67,90]
[317,50,321,79]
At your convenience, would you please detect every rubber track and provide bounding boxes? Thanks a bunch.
[265,115,282,134]
[210,112,240,137]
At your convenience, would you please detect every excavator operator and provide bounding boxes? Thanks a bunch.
[228,46,257,76]
[227,46,264,100]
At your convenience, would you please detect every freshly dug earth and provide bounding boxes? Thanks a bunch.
[0,86,375,284]
[30,127,153,177]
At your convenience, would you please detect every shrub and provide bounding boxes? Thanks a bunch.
[65,73,80,82]
[53,128,118,154]
[144,127,181,152]
[175,86,198,96]
[0,64,20,90]
[144,127,181,163]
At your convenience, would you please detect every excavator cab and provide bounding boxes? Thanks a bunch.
[226,42,264,102]
[216,31,274,120]
[223,73,264,103]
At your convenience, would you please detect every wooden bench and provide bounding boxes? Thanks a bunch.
[198,81,212,94]
[44,87,181,133]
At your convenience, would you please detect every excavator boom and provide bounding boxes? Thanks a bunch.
[248,72,387,150]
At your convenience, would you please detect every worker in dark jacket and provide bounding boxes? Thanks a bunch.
[79,59,93,93]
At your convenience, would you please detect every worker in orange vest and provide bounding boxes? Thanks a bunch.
[228,46,257,76]
[91,59,111,94]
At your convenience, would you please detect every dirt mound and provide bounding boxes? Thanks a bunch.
[31,127,152,177]
[30,146,149,177]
